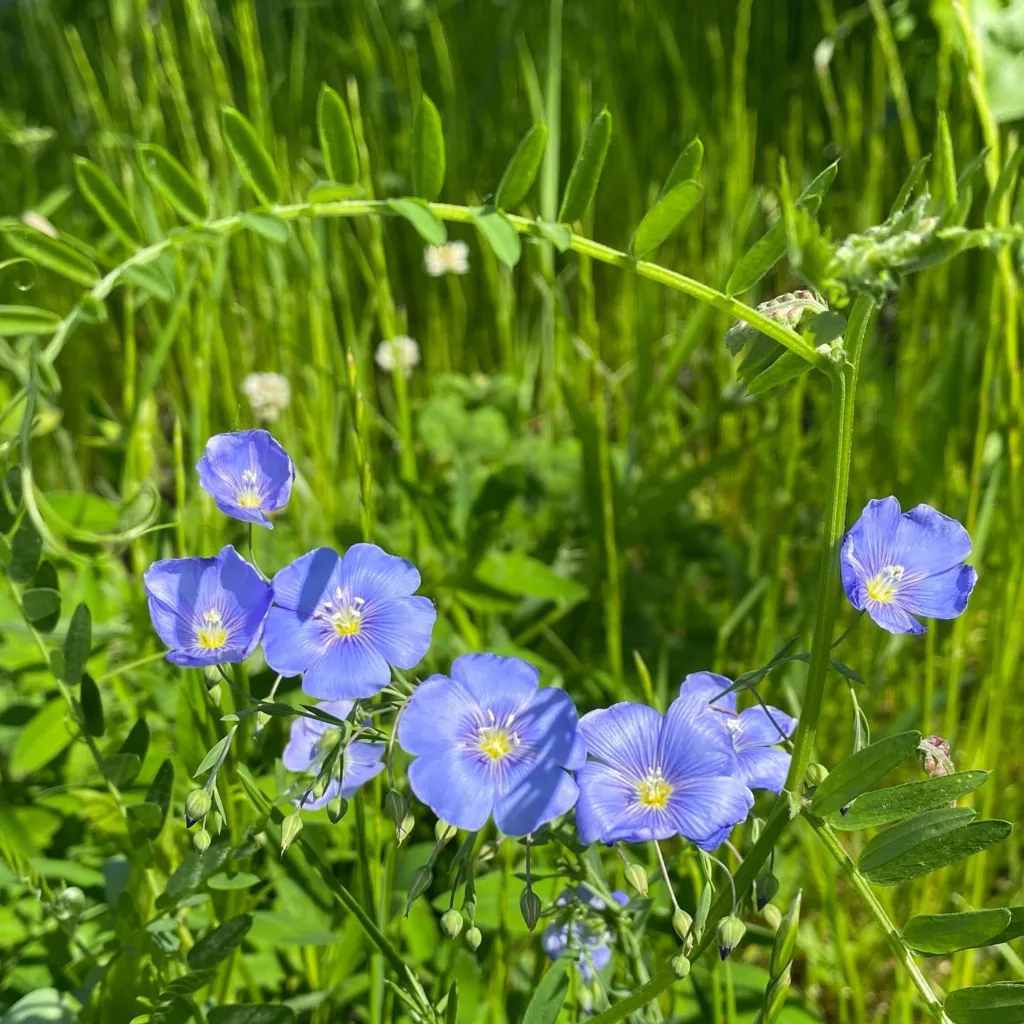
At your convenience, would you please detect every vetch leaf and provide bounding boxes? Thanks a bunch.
[241,213,289,246]
[830,771,989,831]
[631,180,702,258]
[80,673,105,737]
[811,730,921,816]
[101,752,142,787]
[144,759,175,835]
[903,909,1012,955]
[471,206,521,267]
[726,161,838,295]
[9,518,42,583]
[10,698,72,778]
[186,913,253,970]
[559,108,612,223]
[496,123,548,210]
[522,957,571,1024]
[536,221,572,252]
[386,198,447,246]
[63,603,91,686]
[945,982,1024,1024]
[194,729,235,777]
[859,806,977,875]
[317,84,359,184]
[745,350,809,396]
[119,717,150,763]
[138,144,208,224]
[412,94,445,201]
[992,907,1024,945]
[121,260,174,301]
[307,181,365,203]
[0,305,62,337]
[23,585,60,632]
[221,107,281,205]
[207,872,260,891]
[4,228,99,287]
[74,157,143,248]
[662,136,704,195]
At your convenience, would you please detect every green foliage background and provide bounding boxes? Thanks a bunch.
[1,0,1023,1021]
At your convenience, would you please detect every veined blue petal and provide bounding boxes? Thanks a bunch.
[736,746,790,793]
[397,673,479,757]
[666,776,754,848]
[657,693,737,780]
[302,636,392,699]
[892,504,973,579]
[493,762,578,836]
[578,703,662,779]
[362,595,436,670]
[451,653,539,717]
[898,563,977,619]
[339,542,422,602]
[865,599,926,635]
[679,671,738,713]
[197,430,294,529]
[408,751,496,831]
[734,704,796,748]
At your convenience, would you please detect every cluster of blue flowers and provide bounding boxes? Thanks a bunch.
[145,431,978,856]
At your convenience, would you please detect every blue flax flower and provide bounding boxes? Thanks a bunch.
[143,545,272,667]
[574,693,754,850]
[197,429,294,528]
[680,672,795,793]
[841,497,978,635]
[262,544,436,699]
[397,653,583,836]
[543,888,629,981]
[282,699,386,809]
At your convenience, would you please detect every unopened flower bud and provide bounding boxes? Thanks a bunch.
[763,963,792,1022]
[253,710,271,737]
[327,796,348,823]
[384,789,406,824]
[396,812,415,845]
[919,735,955,778]
[55,886,86,921]
[717,914,746,960]
[193,828,211,853]
[770,891,801,977]
[670,953,691,979]
[311,774,330,800]
[441,909,464,938]
[280,811,303,854]
[435,819,454,844]
[520,889,542,931]
[805,762,828,787]
[184,789,212,827]
[624,862,648,897]
[761,903,783,931]
[465,926,482,951]
[672,908,693,944]
[755,870,779,910]
[207,682,222,707]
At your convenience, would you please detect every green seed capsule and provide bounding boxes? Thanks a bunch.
[672,908,693,944]
[184,789,211,826]
[396,812,415,844]
[441,908,464,938]
[755,870,779,910]
[465,926,482,951]
[520,889,542,931]
[280,811,303,854]
[670,953,691,979]
[193,828,211,853]
[327,796,348,823]
[717,914,746,960]
[624,862,649,897]
[805,763,829,787]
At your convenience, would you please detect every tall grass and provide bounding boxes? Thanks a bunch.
[0,1,1022,1021]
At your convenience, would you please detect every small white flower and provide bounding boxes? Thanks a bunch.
[241,371,291,422]
[20,211,58,239]
[423,241,470,277]
[375,336,421,377]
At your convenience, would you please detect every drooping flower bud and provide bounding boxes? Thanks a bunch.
[919,735,955,778]
[520,889,542,932]
[761,904,783,931]
[465,926,482,951]
[624,862,649,897]
[184,788,212,827]
[280,811,303,854]
[755,870,779,910]
[384,789,406,824]
[55,886,86,921]
[326,796,348,823]
[671,908,693,944]
[717,914,746,960]
[441,909,464,938]
[805,762,829,787]
[671,953,691,979]
[396,812,415,845]
[253,710,271,737]
[435,819,454,844]
[193,828,211,853]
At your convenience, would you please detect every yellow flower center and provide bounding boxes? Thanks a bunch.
[866,564,905,604]
[477,725,516,761]
[636,769,673,810]
[196,609,229,650]
[316,587,365,638]
[236,469,262,508]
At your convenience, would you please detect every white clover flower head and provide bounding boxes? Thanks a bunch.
[424,241,470,277]
[376,336,421,377]
[21,210,58,238]
[241,372,291,422]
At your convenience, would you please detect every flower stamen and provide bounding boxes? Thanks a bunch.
[636,768,673,810]
[196,608,229,650]
[866,564,905,604]
[236,468,263,508]
[315,588,366,638]
[477,725,517,761]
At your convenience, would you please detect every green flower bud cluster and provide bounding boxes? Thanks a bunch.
[753,890,801,1024]
[725,290,828,355]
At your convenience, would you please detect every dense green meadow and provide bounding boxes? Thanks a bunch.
[2,0,1024,1021]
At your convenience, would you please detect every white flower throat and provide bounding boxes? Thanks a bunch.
[315,587,365,637]
[866,563,905,604]
[236,467,263,508]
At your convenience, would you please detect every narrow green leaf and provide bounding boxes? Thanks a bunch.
[662,136,704,196]
[522,958,571,1024]
[63,602,92,686]
[558,108,612,222]
[935,110,958,212]
[0,305,62,337]
[726,161,838,295]
[471,206,522,267]
[208,1007,296,1024]
[4,227,99,286]
[830,771,989,831]
[859,806,977,876]
[221,107,281,205]
[536,221,572,252]
[992,907,1024,945]
[8,518,42,582]
[101,752,142,787]
[121,261,174,301]
[9,698,72,778]
[386,198,447,245]
[144,758,175,835]
[307,181,365,203]
[241,213,289,245]
[23,586,60,631]
[496,123,548,210]
[903,909,1012,955]
[79,675,104,738]
[745,350,810,395]
[985,147,1024,224]
[475,550,586,602]
[186,913,253,970]
[412,94,446,201]
[945,982,1024,1024]
[316,84,359,184]
[74,156,143,248]
[889,155,931,217]
[119,717,151,762]
[811,730,922,816]
[127,802,163,832]
[138,144,208,224]
[207,872,261,891]
[631,180,702,258]
[194,730,234,777]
